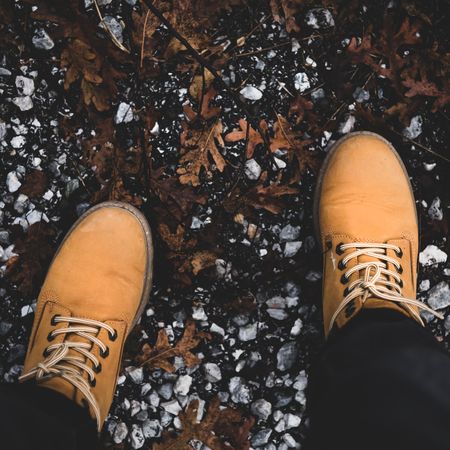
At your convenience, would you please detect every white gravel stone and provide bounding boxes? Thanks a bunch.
[419,245,447,266]
[427,282,450,310]
[0,120,7,141]
[267,309,288,320]
[240,85,263,101]
[26,210,48,226]
[11,136,26,148]
[12,96,33,111]
[252,429,272,447]
[101,16,124,43]
[284,241,302,257]
[245,159,262,180]
[305,8,335,29]
[15,76,35,96]
[403,115,423,139]
[142,419,162,438]
[277,342,298,371]
[203,362,222,382]
[239,322,258,341]
[115,102,134,124]
[130,425,145,449]
[283,433,297,448]
[279,224,301,242]
[113,422,128,444]
[127,366,144,384]
[428,197,443,221]
[14,194,29,214]
[162,399,182,415]
[6,171,21,193]
[32,28,55,50]
[338,115,356,134]
[174,374,192,396]
[294,72,310,92]
[290,318,303,336]
[251,399,272,420]
[192,305,208,321]
[284,413,301,429]
[229,376,252,404]
[419,279,431,292]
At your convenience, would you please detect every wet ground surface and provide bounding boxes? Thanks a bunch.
[0,0,449,448]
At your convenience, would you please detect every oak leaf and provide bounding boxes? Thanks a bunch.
[154,397,254,450]
[177,120,226,186]
[271,115,318,176]
[225,119,268,159]
[136,319,211,372]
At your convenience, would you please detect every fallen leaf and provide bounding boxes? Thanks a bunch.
[136,319,211,372]
[225,119,268,159]
[177,120,226,186]
[154,397,254,450]
[5,222,56,296]
[19,170,48,199]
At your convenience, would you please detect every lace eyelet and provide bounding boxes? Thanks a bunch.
[47,331,55,342]
[336,243,345,255]
[340,274,349,284]
[90,378,96,387]
[50,315,60,326]
[100,347,109,358]
[396,248,403,258]
[109,329,118,342]
[43,348,50,357]
[94,363,102,374]
[398,279,404,288]
[397,265,403,274]
[344,287,350,296]
[338,260,347,270]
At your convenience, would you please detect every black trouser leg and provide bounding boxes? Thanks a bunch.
[0,382,99,450]
[305,309,450,450]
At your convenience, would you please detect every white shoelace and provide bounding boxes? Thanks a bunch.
[20,316,116,431]
[328,242,444,334]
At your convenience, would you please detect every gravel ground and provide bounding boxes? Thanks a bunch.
[0,1,449,449]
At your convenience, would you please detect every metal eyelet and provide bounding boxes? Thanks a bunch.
[109,329,118,342]
[50,315,60,326]
[90,378,96,387]
[93,363,102,374]
[397,265,403,274]
[47,331,55,342]
[100,347,109,358]
[338,260,347,270]
[336,243,345,255]
[396,248,403,258]
[340,273,349,284]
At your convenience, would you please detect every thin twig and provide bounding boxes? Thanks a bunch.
[140,9,151,67]
[93,0,130,54]
[140,0,271,153]
[391,129,450,164]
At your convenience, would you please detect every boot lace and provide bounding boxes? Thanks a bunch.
[329,242,443,334]
[19,316,117,431]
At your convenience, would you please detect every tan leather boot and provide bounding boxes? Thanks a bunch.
[20,201,153,431]
[314,132,442,337]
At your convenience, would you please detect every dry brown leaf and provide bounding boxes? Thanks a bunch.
[154,397,254,450]
[177,120,226,186]
[270,115,318,176]
[136,320,211,372]
[5,222,56,296]
[225,119,268,159]
[184,86,222,122]
[19,170,48,199]
[270,0,304,33]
